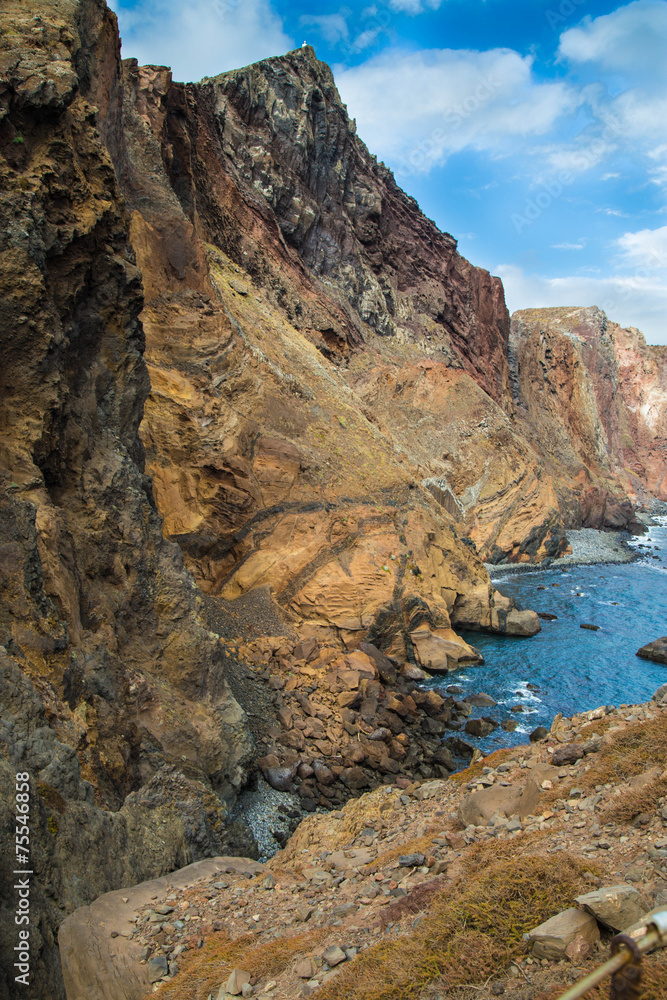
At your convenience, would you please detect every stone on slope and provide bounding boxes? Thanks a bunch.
[529,726,549,742]
[653,683,667,704]
[551,744,585,766]
[526,908,600,960]
[575,885,650,932]
[223,969,252,997]
[458,778,541,827]
[147,955,169,983]
[322,946,347,967]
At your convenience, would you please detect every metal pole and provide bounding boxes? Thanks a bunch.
[554,910,667,1000]
[555,928,661,1000]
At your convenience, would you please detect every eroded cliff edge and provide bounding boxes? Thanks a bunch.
[121,48,570,617]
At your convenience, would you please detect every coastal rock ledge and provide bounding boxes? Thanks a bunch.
[637,637,667,665]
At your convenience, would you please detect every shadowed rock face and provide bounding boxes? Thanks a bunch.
[510,307,667,527]
[0,2,253,996]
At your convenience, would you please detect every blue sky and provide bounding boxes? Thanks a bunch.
[109,0,667,343]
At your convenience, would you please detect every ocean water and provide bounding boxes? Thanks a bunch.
[430,518,667,756]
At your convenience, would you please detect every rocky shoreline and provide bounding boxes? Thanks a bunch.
[486,527,638,578]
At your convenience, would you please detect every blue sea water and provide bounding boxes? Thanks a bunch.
[429,519,667,756]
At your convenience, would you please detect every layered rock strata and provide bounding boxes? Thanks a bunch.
[510,307,667,530]
[119,46,568,622]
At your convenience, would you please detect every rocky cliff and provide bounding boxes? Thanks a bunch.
[0,4,541,997]
[120,48,571,599]
[0,3,249,996]
[510,307,667,529]
[1,2,667,997]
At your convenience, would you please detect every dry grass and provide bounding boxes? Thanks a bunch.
[449,748,515,784]
[576,716,614,739]
[370,829,441,869]
[315,852,593,1000]
[602,776,667,824]
[150,929,327,1000]
[579,714,667,790]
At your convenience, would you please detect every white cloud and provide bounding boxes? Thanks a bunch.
[498,263,667,345]
[551,242,585,250]
[300,13,349,46]
[109,0,292,82]
[388,0,445,13]
[558,0,667,79]
[336,48,578,175]
[616,225,667,269]
[352,27,382,51]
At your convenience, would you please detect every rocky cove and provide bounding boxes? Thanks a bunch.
[1,1,667,998]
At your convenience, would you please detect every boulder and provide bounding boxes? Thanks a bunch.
[147,955,168,983]
[398,853,426,867]
[322,946,346,967]
[264,765,296,792]
[445,736,476,757]
[465,718,497,738]
[526,907,599,960]
[505,609,541,637]
[312,761,334,785]
[294,958,317,980]
[653,683,667,704]
[637,637,667,664]
[359,642,398,683]
[341,766,368,789]
[431,747,456,771]
[464,693,498,707]
[551,744,585,766]
[413,779,448,800]
[458,777,541,827]
[410,628,484,673]
[575,885,650,932]
[401,663,433,682]
[222,969,251,997]
[529,726,549,742]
